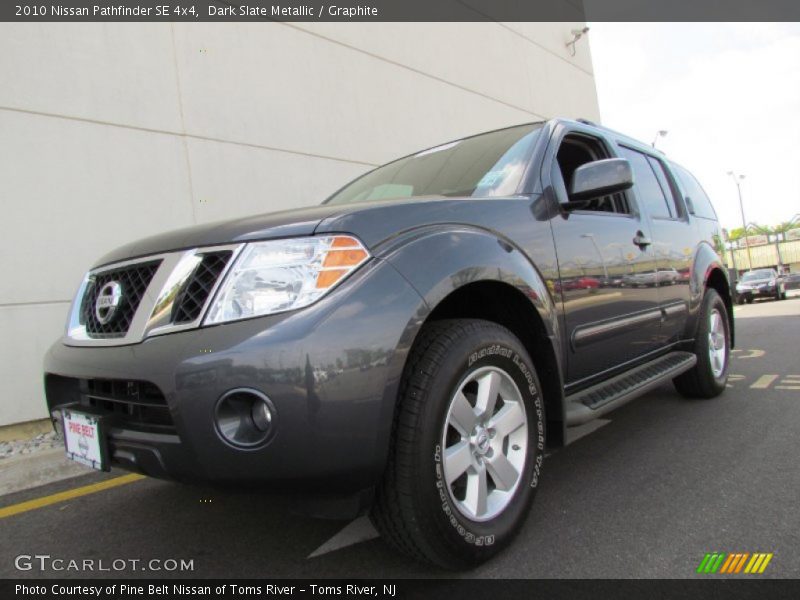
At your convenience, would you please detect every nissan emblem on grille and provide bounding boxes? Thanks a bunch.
[94,281,123,324]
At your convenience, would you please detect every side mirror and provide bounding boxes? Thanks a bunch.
[684,196,696,215]
[566,158,633,207]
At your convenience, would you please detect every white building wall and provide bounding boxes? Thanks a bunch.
[0,22,599,426]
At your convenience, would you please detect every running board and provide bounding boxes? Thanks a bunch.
[565,351,697,427]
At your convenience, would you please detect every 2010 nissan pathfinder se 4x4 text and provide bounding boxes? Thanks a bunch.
[45,119,734,569]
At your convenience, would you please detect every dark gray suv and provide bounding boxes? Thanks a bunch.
[44,118,733,568]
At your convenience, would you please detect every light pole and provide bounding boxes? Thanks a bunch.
[727,171,752,270]
[651,130,668,148]
[581,233,608,279]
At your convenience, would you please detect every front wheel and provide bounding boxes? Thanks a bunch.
[370,319,545,569]
[674,288,730,398]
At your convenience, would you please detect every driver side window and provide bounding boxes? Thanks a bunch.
[554,134,630,214]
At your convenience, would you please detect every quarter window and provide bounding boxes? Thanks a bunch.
[671,164,718,220]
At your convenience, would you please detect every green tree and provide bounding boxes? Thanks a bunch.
[748,223,773,235]
[727,227,745,241]
[773,220,798,234]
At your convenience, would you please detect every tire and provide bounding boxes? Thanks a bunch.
[736,296,744,305]
[673,288,731,399]
[370,319,545,569]
[746,297,753,304]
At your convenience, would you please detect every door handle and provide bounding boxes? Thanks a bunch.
[633,231,651,249]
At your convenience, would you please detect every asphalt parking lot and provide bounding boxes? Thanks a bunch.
[2,295,799,579]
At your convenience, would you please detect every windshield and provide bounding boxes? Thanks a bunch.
[325,124,542,205]
[742,270,775,281]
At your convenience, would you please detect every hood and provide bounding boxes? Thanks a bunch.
[95,195,487,267]
[94,204,345,267]
[738,278,774,286]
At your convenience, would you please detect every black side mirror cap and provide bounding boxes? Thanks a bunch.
[567,158,634,204]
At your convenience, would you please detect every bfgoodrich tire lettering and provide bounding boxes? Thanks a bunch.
[370,319,545,569]
[673,288,730,398]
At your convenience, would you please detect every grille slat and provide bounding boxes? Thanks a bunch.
[79,378,174,433]
[171,251,232,324]
[84,393,168,409]
[80,261,160,338]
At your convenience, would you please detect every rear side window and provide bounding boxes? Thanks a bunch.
[617,146,672,219]
[671,164,718,220]
[647,156,684,219]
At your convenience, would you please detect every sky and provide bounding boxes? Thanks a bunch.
[588,22,800,233]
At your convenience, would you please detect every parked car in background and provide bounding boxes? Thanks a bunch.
[623,270,657,287]
[657,267,680,285]
[599,275,626,288]
[555,276,600,293]
[623,268,677,287]
[735,269,786,303]
[784,272,800,291]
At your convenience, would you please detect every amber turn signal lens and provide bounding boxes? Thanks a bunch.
[323,249,368,268]
[314,235,369,289]
[316,269,349,289]
[331,236,361,248]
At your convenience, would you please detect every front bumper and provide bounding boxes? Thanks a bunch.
[737,285,777,299]
[44,259,424,493]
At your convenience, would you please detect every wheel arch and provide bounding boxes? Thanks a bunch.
[683,241,735,348]
[382,227,566,448]
[705,267,735,348]
[423,281,566,448]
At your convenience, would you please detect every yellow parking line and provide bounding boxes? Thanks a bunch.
[0,473,145,520]
[750,375,778,389]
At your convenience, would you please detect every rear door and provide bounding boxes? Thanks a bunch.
[615,145,694,343]
[543,123,662,385]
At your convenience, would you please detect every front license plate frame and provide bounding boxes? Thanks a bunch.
[62,409,109,471]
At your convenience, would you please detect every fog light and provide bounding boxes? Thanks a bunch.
[215,389,277,448]
[251,401,272,432]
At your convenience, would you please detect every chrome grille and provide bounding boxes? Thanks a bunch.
[80,261,160,338]
[171,251,232,324]
[66,244,242,347]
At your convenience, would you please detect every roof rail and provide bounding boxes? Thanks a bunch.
[577,118,598,126]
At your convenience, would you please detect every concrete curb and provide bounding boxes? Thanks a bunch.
[0,418,52,443]
[0,447,91,496]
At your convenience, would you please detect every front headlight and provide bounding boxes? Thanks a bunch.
[768,279,776,286]
[204,235,369,324]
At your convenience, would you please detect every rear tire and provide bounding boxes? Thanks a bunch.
[370,319,545,569]
[674,288,730,399]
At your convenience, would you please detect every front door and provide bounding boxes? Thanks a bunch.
[544,124,663,385]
